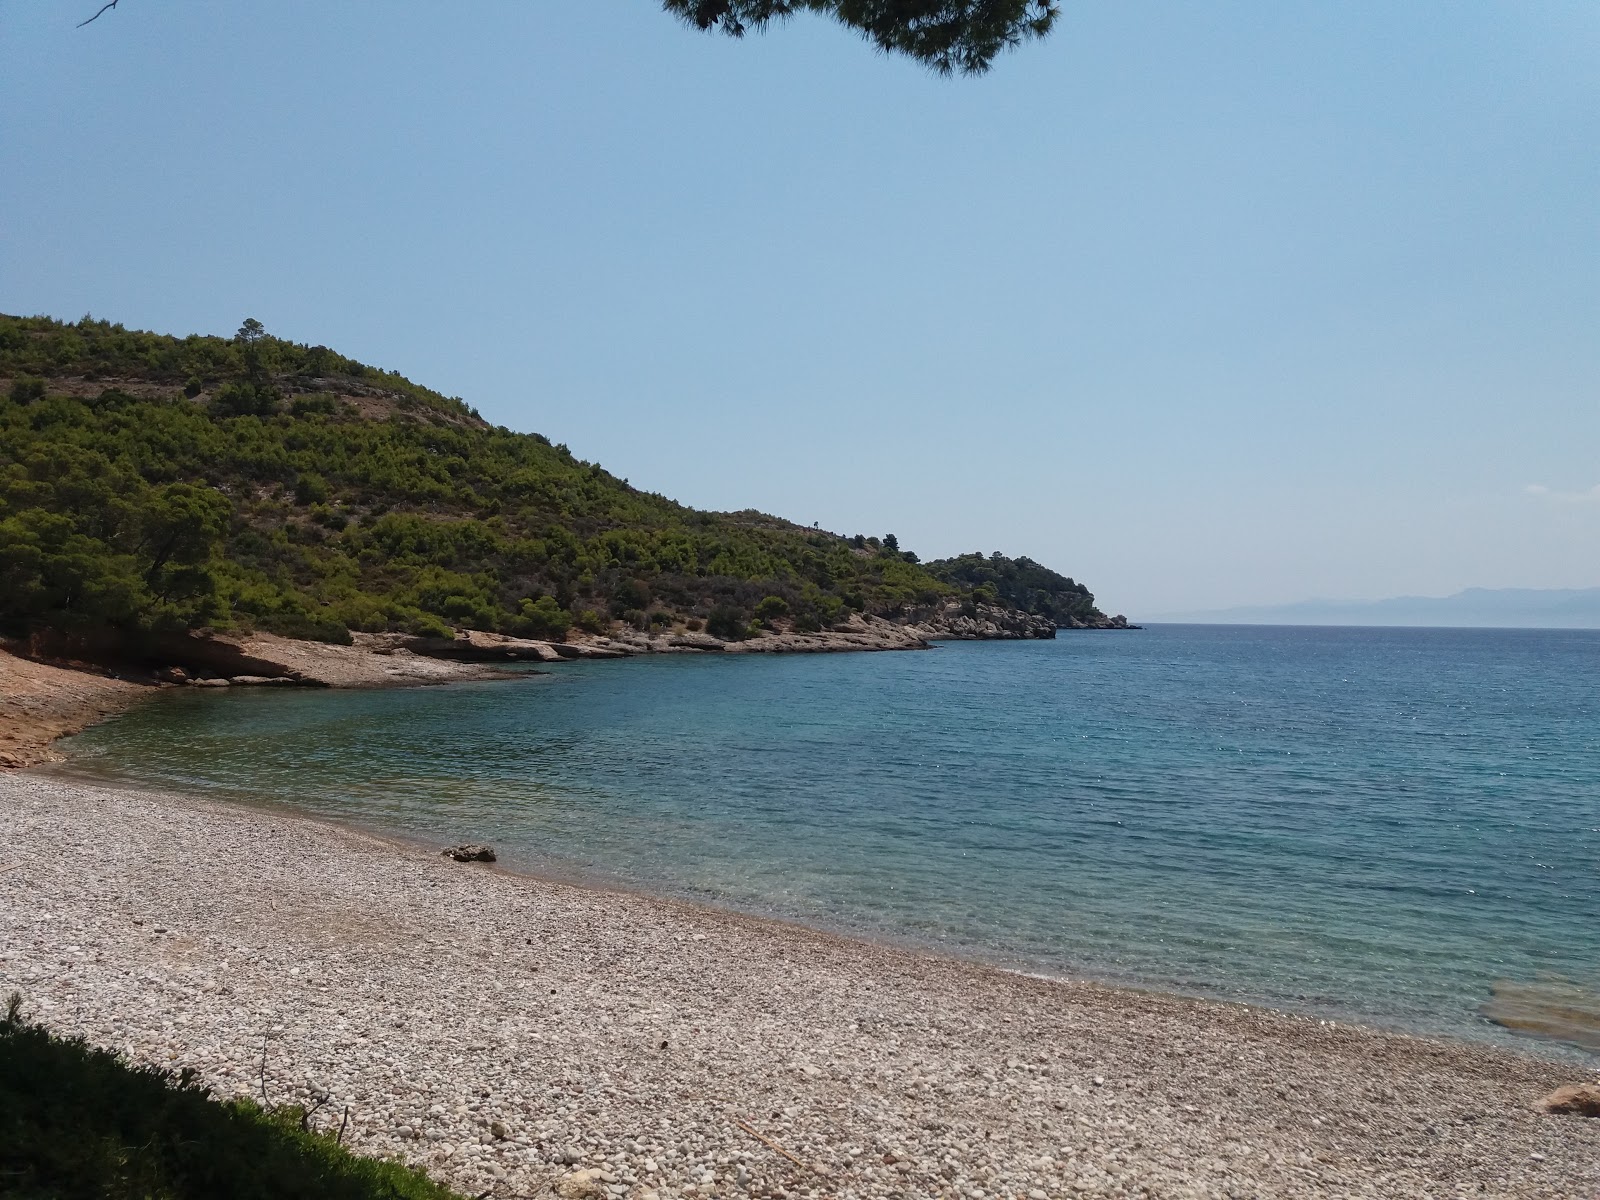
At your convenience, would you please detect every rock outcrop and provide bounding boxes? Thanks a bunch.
[905,601,1058,641]
[442,844,497,863]
[1541,1084,1600,1117]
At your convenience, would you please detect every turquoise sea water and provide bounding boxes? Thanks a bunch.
[62,625,1600,1058]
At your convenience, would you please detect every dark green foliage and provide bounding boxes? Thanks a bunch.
[924,551,1104,627]
[9,376,45,405]
[212,380,280,418]
[664,0,1058,75]
[706,604,750,640]
[0,314,1102,643]
[755,594,790,621]
[516,595,571,640]
[0,995,461,1200]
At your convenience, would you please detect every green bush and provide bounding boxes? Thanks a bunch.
[290,393,339,417]
[0,995,462,1200]
[211,381,279,418]
[515,595,570,640]
[8,376,45,405]
[294,473,331,506]
[754,595,790,621]
[706,605,749,640]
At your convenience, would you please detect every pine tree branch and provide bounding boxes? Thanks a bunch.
[78,0,120,28]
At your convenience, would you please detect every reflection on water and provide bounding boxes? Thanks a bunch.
[63,625,1600,1061]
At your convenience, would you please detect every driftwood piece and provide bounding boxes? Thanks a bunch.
[735,1117,813,1173]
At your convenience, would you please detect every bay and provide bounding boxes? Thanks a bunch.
[62,624,1600,1059]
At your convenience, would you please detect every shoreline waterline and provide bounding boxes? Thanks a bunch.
[55,626,1600,1064]
[39,749,1599,1067]
[3,769,1598,1199]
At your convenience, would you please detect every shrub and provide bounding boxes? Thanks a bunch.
[407,612,454,639]
[7,376,45,405]
[211,381,279,417]
[294,473,330,506]
[310,505,347,531]
[573,608,606,635]
[516,595,569,640]
[706,605,749,640]
[0,994,462,1200]
[754,595,790,621]
[290,393,338,417]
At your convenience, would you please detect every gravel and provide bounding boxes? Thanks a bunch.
[2,772,1596,1199]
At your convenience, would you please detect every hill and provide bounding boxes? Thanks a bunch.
[0,314,1124,652]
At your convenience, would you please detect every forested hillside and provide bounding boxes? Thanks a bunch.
[924,553,1105,628]
[0,315,1115,645]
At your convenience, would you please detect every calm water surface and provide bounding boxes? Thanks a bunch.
[63,625,1600,1058]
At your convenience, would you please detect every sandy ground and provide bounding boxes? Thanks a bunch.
[0,649,146,768]
[1,773,1596,1200]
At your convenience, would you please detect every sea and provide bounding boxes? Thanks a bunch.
[60,624,1600,1061]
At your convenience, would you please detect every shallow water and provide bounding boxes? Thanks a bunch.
[63,625,1600,1059]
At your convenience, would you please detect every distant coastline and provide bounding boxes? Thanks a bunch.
[1152,586,1600,630]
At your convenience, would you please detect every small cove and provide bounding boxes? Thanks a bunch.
[62,624,1600,1060]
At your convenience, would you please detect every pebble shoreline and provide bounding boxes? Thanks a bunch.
[2,773,1596,1199]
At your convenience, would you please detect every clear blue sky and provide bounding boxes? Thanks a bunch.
[4,1,1596,615]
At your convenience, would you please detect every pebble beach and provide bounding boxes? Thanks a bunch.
[2,772,1596,1199]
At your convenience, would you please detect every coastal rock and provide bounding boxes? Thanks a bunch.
[556,1168,607,1198]
[1541,1083,1600,1116]
[902,601,1058,642]
[442,844,497,863]
[383,629,569,663]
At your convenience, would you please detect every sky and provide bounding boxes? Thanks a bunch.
[3,1,1596,616]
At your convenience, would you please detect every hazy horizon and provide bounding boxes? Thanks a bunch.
[5,3,1596,615]
[1149,584,1600,628]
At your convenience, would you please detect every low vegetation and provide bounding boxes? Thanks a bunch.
[0,314,1110,644]
[0,994,461,1200]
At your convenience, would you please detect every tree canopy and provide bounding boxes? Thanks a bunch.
[665,0,1058,74]
[78,2,1059,75]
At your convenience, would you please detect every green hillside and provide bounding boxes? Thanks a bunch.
[0,314,1111,645]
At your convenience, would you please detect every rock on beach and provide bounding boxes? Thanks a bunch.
[0,772,1596,1200]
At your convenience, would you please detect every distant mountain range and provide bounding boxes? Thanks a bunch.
[1155,588,1600,629]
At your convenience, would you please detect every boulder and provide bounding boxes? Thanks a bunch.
[442,844,496,863]
[1541,1083,1600,1116]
